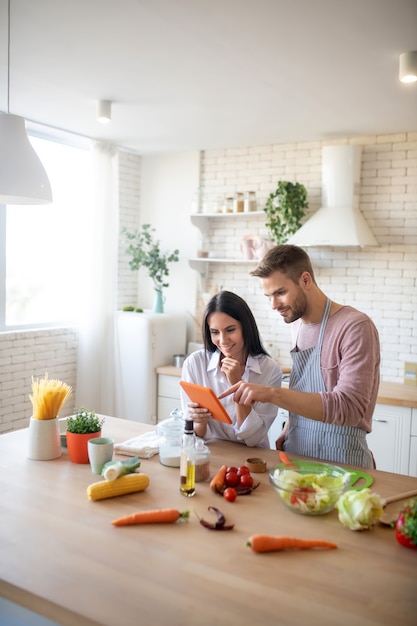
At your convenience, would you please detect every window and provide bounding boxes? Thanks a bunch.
[0,135,93,330]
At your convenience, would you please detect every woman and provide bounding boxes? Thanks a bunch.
[180,291,282,448]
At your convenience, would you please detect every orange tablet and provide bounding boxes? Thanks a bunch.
[179,381,232,424]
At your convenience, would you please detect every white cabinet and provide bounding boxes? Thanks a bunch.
[408,408,417,477]
[157,373,182,422]
[367,404,411,475]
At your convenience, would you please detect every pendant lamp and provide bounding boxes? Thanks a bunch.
[0,0,52,204]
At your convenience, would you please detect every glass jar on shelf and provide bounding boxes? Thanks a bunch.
[244,191,257,212]
[233,192,244,213]
[197,233,209,258]
[223,196,234,213]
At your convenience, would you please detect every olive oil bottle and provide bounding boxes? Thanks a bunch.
[179,419,196,497]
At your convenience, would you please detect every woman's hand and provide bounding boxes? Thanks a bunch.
[187,401,210,438]
[187,401,211,424]
[220,357,242,386]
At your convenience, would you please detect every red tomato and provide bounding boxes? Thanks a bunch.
[237,466,250,476]
[226,466,238,474]
[223,487,237,502]
[290,487,315,506]
[225,471,240,488]
[239,473,254,488]
[395,509,417,550]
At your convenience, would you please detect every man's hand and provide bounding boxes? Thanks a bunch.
[218,382,274,406]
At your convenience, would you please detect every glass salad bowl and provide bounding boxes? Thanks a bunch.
[269,459,352,516]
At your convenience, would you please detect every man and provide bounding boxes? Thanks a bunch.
[219,245,380,468]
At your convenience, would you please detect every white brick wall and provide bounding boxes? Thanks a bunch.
[0,328,78,433]
[197,133,417,380]
[117,151,142,309]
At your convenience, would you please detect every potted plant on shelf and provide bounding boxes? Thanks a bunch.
[122,224,180,313]
[264,181,309,244]
[66,408,105,464]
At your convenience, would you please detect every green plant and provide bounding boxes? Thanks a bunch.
[66,408,104,434]
[264,181,309,244]
[122,224,179,290]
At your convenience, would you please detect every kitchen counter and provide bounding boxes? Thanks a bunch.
[377,381,417,408]
[156,366,417,408]
[1,417,416,626]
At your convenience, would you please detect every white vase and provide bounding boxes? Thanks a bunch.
[27,417,62,460]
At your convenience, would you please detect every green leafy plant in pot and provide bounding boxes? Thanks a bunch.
[264,181,309,244]
[66,408,105,464]
[122,224,180,313]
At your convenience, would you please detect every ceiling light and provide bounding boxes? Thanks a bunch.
[0,0,52,204]
[97,100,111,124]
[399,51,417,83]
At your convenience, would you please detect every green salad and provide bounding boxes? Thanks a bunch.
[272,468,349,514]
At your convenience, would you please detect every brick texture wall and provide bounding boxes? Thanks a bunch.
[0,328,78,433]
[196,133,417,379]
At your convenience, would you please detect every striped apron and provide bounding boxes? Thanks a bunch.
[284,298,373,468]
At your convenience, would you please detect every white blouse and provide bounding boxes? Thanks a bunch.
[180,349,282,448]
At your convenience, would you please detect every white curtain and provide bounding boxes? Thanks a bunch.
[75,141,119,414]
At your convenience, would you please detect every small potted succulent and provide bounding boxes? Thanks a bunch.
[66,408,105,464]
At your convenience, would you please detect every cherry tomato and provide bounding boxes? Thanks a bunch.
[226,466,238,474]
[289,487,316,506]
[239,473,254,488]
[223,487,237,502]
[237,466,250,476]
[225,471,240,488]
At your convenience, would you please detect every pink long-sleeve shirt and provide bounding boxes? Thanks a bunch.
[292,305,380,432]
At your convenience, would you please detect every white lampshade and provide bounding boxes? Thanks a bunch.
[0,113,52,204]
[399,51,417,83]
[97,100,111,123]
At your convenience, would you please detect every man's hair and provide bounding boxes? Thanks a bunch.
[250,244,316,284]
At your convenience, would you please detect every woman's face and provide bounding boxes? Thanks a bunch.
[208,311,245,362]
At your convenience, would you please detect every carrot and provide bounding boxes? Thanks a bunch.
[112,509,190,527]
[210,464,228,493]
[247,535,337,553]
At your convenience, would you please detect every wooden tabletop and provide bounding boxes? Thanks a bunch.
[1,417,417,626]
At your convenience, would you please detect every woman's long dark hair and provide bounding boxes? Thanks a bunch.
[202,291,269,357]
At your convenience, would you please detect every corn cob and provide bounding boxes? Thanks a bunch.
[87,473,150,501]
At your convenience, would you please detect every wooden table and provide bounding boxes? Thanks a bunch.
[1,417,416,626]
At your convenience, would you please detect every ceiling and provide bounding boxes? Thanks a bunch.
[1,0,416,155]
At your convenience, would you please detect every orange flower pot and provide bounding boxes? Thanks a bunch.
[66,431,102,464]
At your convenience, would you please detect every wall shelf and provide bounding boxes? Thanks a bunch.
[189,257,258,290]
[189,211,266,290]
[191,211,265,235]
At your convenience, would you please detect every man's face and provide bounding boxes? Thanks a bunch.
[260,271,308,324]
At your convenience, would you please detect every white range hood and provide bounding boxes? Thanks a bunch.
[288,145,378,247]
